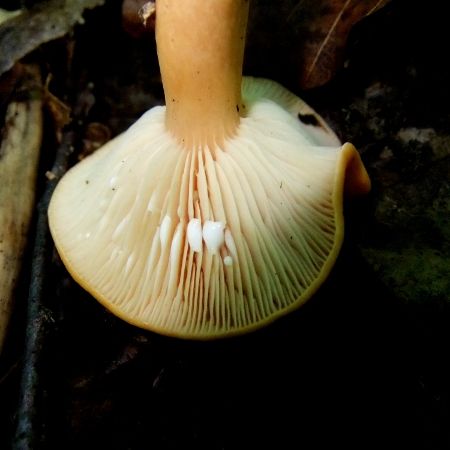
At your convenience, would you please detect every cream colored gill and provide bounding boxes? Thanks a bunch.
[48,78,355,338]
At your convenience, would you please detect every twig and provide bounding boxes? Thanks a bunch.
[12,85,94,449]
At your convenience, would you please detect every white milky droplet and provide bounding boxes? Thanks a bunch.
[187,218,202,252]
[202,221,225,255]
[224,229,237,258]
[160,215,172,247]
[223,255,233,266]
[109,175,118,188]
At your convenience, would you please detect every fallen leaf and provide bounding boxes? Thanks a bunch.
[0,0,105,76]
[289,0,391,89]
[79,122,111,159]
[44,85,72,143]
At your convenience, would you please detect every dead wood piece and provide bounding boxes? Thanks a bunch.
[0,65,43,354]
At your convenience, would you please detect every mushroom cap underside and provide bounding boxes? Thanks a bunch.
[48,77,359,339]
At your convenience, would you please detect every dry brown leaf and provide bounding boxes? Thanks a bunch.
[79,122,111,159]
[290,0,391,89]
[44,82,72,143]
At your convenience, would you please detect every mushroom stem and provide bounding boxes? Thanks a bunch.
[156,0,249,149]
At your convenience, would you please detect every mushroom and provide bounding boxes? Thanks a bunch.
[48,0,370,338]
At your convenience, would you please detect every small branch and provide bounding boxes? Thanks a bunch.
[13,84,94,450]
